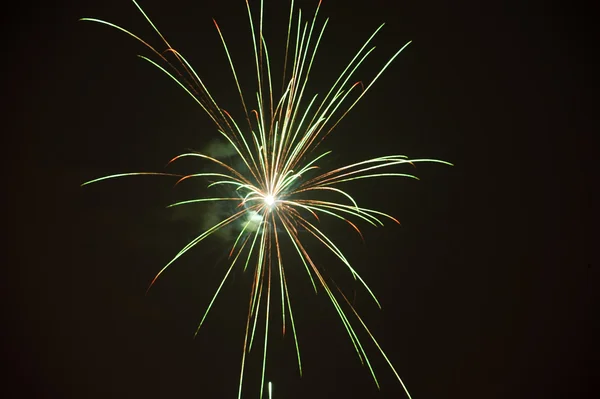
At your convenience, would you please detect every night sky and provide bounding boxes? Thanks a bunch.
[6,1,594,398]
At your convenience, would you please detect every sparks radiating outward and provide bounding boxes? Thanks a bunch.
[81,1,451,398]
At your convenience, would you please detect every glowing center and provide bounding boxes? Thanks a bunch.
[264,194,275,206]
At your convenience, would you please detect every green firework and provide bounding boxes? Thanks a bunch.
[81,1,452,397]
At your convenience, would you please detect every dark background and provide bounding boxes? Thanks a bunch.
[6,0,595,398]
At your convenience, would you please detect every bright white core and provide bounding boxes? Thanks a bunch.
[264,194,275,206]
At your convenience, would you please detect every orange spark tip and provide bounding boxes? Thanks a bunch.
[346,220,365,242]
[175,175,193,186]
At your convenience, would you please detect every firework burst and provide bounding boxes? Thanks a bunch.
[81,0,451,397]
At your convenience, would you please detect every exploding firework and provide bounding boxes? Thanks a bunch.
[81,0,451,397]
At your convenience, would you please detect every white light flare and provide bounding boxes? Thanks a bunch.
[264,194,276,207]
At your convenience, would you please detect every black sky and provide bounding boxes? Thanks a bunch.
[6,1,595,398]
